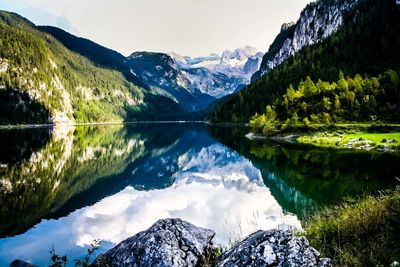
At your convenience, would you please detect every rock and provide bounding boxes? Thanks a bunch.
[91,218,215,267]
[245,132,267,141]
[9,260,37,267]
[390,139,398,143]
[377,147,395,153]
[254,0,356,80]
[215,229,331,267]
[382,139,388,143]
[270,134,300,143]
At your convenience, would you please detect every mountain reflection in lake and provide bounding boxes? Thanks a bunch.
[0,124,399,266]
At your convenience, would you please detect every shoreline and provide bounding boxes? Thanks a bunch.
[0,120,251,130]
[0,120,209,130]
[246,130,400,153]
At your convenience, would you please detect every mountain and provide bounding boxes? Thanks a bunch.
[39,27,219,112]
[252,0,355,81]
[0,10,264,123]
[210,0,400,122]
[0,11,184,124]
[125,52,214,111]
[170,46,263,98]
[119,47,263,110]
[38,26,146,89]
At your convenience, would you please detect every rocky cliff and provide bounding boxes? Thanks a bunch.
[253,0,356,81]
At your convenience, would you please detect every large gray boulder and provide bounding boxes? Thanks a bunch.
[216,229,331,267]
[91,218,215,267]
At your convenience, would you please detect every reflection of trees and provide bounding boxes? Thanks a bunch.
[0,125,146,237]
[211,127,400,218]
[250,143,399,206]
[0,127,51,164]
[0,123,212,238]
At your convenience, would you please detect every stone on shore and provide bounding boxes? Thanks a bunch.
[215,229,331,267]
[91,218,215,267]
[90,219,331,267]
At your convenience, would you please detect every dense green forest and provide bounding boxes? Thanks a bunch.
[210,0,400,123]
[250,70,400,134]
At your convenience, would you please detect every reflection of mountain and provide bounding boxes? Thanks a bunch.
[0,128,300,266]
[0,125,146,237]
[211,127,400,218]
[172,144,265,192]
[0,124,216,237]
[49,126,215,219]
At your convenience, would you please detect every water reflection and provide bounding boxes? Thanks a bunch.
[0,125,300,266]
[212,126,400,217]
[0,125,146,237]
[0,124,398,266]
[0,127,51,164]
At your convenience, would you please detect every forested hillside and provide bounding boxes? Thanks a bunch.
[250,71,400,134]
[0,11,182,124]
[210,0,400,123]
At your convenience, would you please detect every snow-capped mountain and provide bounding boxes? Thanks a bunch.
[125,47,264,108]
[126,52,215,111]
[170,46,263,98]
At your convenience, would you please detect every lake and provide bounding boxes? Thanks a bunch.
[0,123,399,266]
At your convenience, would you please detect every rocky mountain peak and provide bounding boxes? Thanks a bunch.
[169,46,263,98]
[281,21,296,31]
[221,46,260,62]
[254,0,358,80]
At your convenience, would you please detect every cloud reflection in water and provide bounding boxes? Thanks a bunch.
[0,144,301,266]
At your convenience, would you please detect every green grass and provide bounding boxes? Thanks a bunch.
[304,188,400,267]
[297,130,400,151]
[347,132,400,146]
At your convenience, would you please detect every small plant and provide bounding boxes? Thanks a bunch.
[75,239,102,266]
[48,240,102,267]
[49,246,68,267]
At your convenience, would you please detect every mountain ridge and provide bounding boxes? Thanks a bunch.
[170,46,263,98]
[40,25,260,112]
[0,10,187,124]
[210,0,400,122]
[252,0,356,81]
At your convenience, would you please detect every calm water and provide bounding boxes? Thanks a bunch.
[0,123,399,266]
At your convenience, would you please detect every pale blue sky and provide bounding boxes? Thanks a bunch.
[0,0,313,56]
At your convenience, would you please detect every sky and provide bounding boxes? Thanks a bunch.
[0,0,313,57]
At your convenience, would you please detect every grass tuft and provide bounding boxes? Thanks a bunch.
[304,188,400,266]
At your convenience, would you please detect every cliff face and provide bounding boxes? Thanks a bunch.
[254,0,357,80]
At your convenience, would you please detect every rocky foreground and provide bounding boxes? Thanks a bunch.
[11,218,331,266]
[91,218,330,267]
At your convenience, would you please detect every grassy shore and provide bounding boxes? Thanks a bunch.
[249,123,400,153]
[304,188,400,266]
[298,131,400,152]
